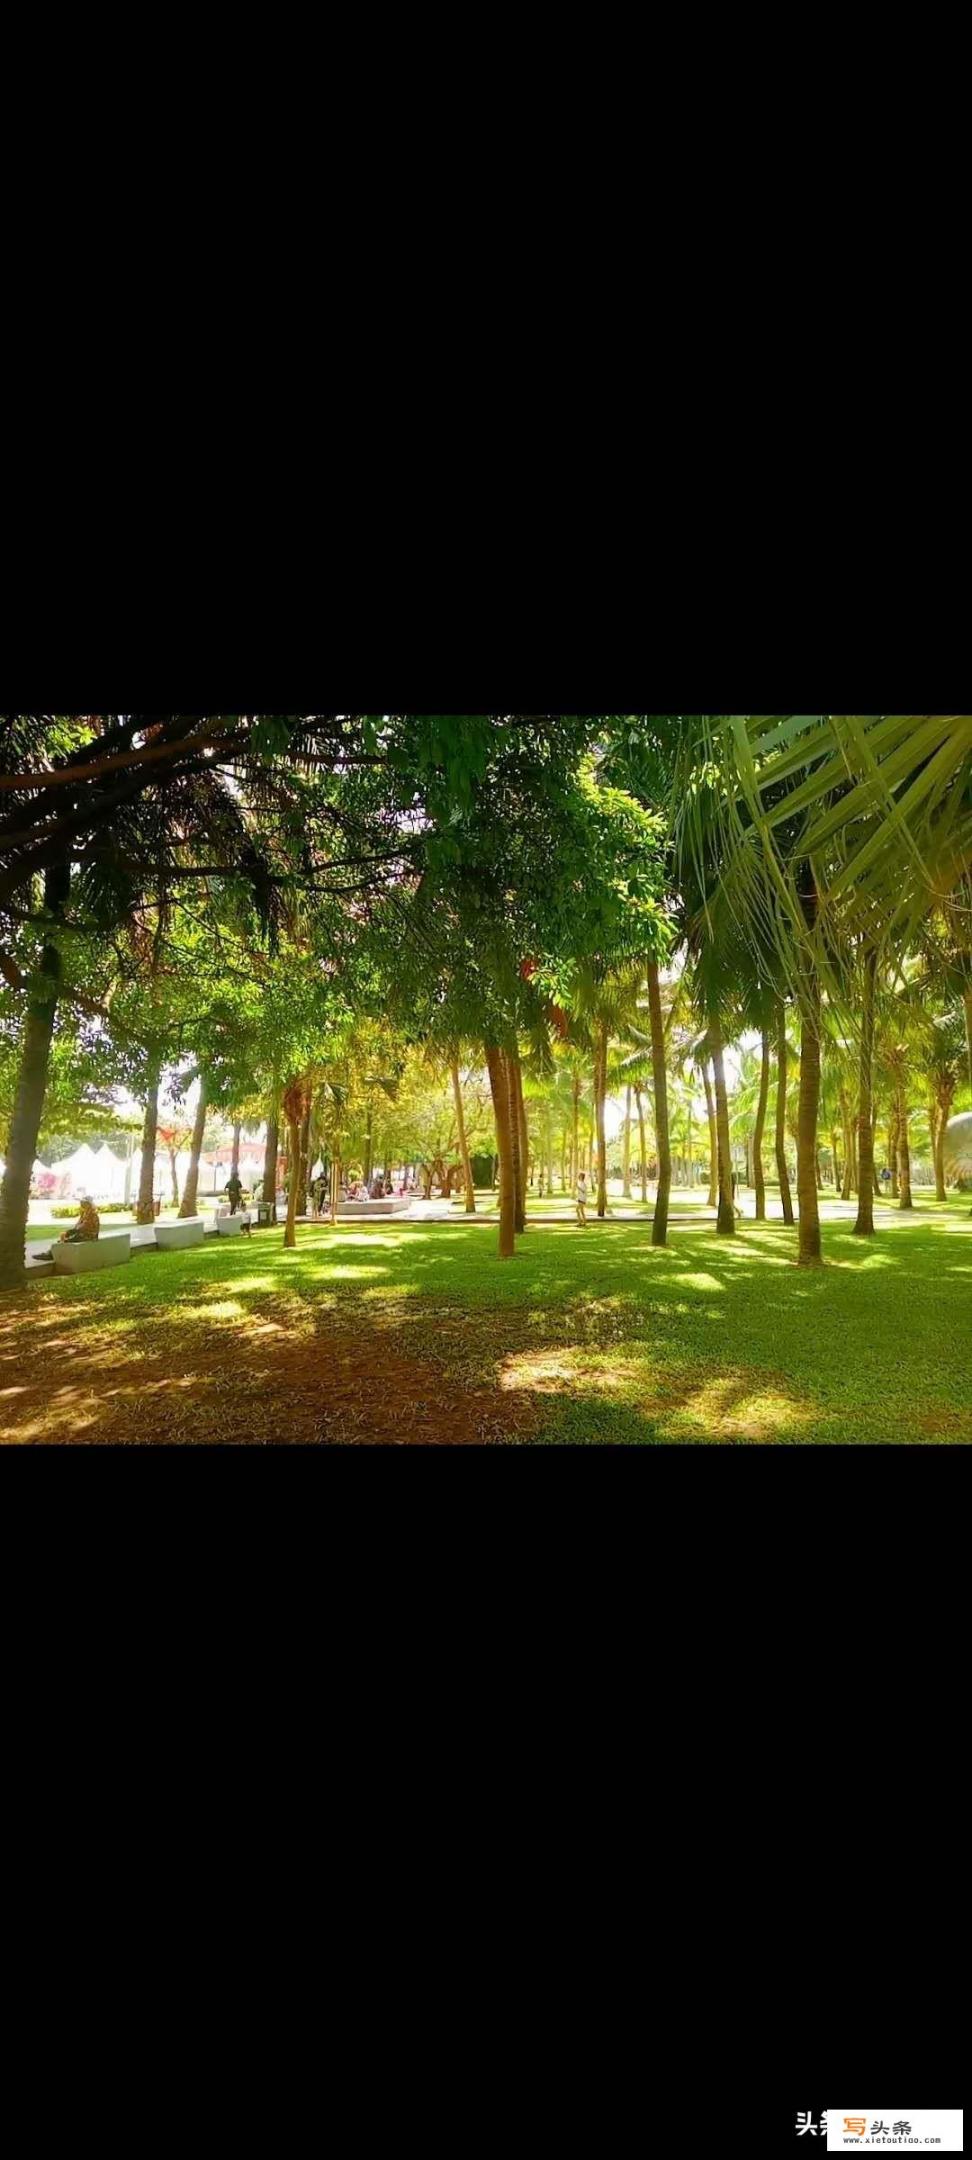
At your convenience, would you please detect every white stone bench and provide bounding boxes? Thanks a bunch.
[215,1211,246,1237]
[156,1219,205,1250]
[54,1233,132,1275]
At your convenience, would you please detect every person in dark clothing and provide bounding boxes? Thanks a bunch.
[225,1170,243,1215]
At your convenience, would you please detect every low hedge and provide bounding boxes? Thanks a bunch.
[50,1200,132,1218]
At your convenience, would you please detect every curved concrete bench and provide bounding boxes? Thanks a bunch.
[335,1199,412,1218]
[156,1219,205,1250]
[54,1233,131,1275]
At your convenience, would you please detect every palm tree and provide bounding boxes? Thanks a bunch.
[752,1032,771,1220]
[449,1053,478,1215]
[485,1044,517,1258]
[853,948,879,1236]
[180,1072,209,1220]
[645,960,672,1240]
[563,962,646,1220]
[673,715,972,1261]
[618,974,685,1240]
[700,1058,718,1210]
[678,716,972,963]
[923,1006,966,1202]
[774,1004,796,1226]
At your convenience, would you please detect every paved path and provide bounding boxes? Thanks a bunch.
[26,1193,969,1276]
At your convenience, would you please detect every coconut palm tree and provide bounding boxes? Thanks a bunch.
[922,1005,967,1201]
[565,962,646,1219]
[673,716,972,1263]
[676,716,972,965]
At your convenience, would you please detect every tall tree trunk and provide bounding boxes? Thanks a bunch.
[509,1051,526,1234]
[282,1077,310,1250]
[0,937,62,1291]
[709,1017,736,1237]
[934,1115,947,1202]
[263,1095,280,1221]
[168,1148,180,1207]
[284,1115,301,1249]
[363,1105,374,1188]
[832,1130,843,1195]
[647,959,671,1248]
[136,1057,161,1225]
[636,1087,648,1204]
[451,1057,476,1215]
[298,1099,313,1216]
[486,1045,516,1259]
[180,1076,208,1219]
[854,950,876,1236]
[231,1121,242,1177]
[622,1085,632,1198]
[571,1070,580,1193]
[595,1020,609,1219]
[934,1085,953,1202]
[840,1089,853,1199]
[753,1032,770,1222]
[797,976,823,1266]
[964,986,972,1095]
[889,1113,899,1198]
[928,1103,941,1199]
[703,1064,718,1209]
[776,1004,795,1225]
[518,1060,530,1216]
[850,1097,859,1192]
[897,1083,913,1209]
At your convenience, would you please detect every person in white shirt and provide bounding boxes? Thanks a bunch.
[576,1172,589,1226]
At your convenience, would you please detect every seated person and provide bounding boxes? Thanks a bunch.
[61,1196,101,1244]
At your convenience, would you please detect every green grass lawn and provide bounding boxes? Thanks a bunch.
[2,1194,969,1444]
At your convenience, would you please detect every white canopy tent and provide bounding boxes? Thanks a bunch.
[944,1113,972,1179]
[49,1144,103,1199]
[89,1145,128,1202]
[213,1153,266,1192]
[39,1143,136,1203]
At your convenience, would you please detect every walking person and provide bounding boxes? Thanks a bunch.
[576,1170,589,1227]
[225,1167,243,1216]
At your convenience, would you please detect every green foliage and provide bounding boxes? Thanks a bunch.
[3,714,970,1288]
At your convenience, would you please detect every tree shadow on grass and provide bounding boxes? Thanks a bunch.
[4,1210,969,1446]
